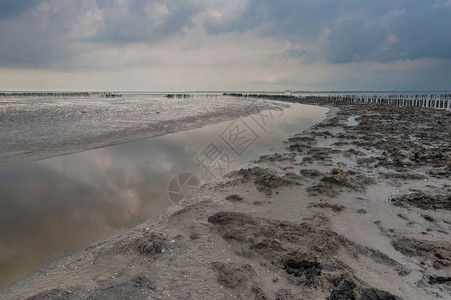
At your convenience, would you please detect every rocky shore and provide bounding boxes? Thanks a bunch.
[2,98,450,299]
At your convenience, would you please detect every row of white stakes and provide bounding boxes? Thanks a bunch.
[324,95,451,110]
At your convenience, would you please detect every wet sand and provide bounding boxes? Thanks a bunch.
[2,98,450,299]
[0,94,284,166]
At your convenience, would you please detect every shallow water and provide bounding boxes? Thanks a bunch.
[0,94,283,166]
[0,102,327,290]
[345,116,360,127]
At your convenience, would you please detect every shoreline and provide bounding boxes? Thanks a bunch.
[2,99,450,299]
[0,95,285,167]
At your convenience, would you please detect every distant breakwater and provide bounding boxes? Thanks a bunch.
[224,93,451,110]
[0,92,121,97]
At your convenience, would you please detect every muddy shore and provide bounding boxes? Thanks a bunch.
[0,95,283,167]
[2,98,450,299]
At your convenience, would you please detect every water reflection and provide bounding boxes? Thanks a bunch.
[0,103,327,290]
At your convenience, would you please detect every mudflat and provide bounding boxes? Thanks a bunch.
[2,98,450,299]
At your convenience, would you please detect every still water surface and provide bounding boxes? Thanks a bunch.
[0,103,327,289]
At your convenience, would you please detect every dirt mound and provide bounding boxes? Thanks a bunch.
[391,192,451,210]
[321,168,374,189]
[307,183,339,197]
[136,233,168,255]
[227,167,300,195]
[392,237,451,269]
[307,168,374,197]
[208,211,402,299]
[286,136,316,153]
[300,169,324,177]
[303,147,341,163]
[211,262,256,289]
[429,165,451,177]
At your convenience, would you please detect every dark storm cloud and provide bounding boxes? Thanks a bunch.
[327,19,388,63]
[0,0,450,68]
[0,0,203,67]
[204,0,337,40]
[0,1,92,67]
[92,0,204,43]
[0,0,43,19]
[204,0,451,63]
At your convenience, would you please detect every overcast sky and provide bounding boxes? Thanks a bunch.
[0,0,450,91]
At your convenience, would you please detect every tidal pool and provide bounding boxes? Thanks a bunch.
[0,102,327,290]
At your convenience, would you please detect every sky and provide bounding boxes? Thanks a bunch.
[0,0,450,92]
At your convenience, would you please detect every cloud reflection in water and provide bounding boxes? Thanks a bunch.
[0,103,326,289]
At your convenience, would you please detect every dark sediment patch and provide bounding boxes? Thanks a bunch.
[381,172,427,180]
[343,148,365,157]
[27,289,85,300]
[360,288,402,300]
[26,276,157,300]
[306,147,342,162]
[392,237,451,269]
[284,259,322,286]
[226,167,301,196]
[391,192,451,210]
[320,168,374,189]
[311,202,345,212]
[257,153,295,163]
[429,276,451,285]
[211,262,255,289]
[307,168,374,197]
[91,276,156,299]
[275,288,302,300]
[300,169,324,177]
[421,215,435,222]
[286,136,315,152]
[226,194,244,202]
[307,183,339,197]
[429,166,451,178]
[327,277,356,300]
[136,233,168,255]
[208,211,405,297]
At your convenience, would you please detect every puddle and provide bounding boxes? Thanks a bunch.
[316,137,339,148]
[351,197,373,211]
[334,156,359,168]
[345,116,360,127]
[0,103,327,290]
[405,270,424,285]
[295,155,304,164]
